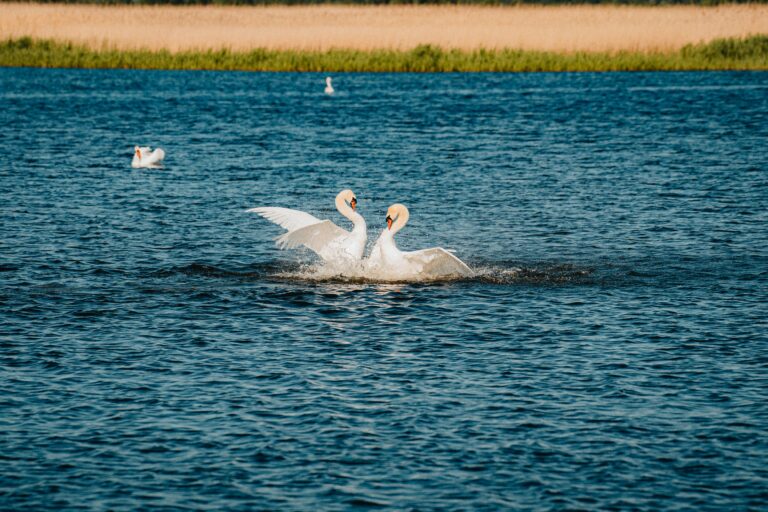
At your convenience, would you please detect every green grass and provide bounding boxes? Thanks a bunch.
[1,36,767,72]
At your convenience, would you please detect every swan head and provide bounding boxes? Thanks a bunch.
[386,204,409,232]
[337,189,357,210]
[134,146,141,158]
[326,77,332,86]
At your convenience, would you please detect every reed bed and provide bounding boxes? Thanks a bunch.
[1,3,767,53]
[2,36,767,71]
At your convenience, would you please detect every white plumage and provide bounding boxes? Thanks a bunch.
[131,146,165,168]
[365,204,474,280]
[247,190,366,264]
[248,193,472,281]
[248,207,323,233]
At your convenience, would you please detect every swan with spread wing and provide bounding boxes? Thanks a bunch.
[366,204,473,280]
[247,190,366,264]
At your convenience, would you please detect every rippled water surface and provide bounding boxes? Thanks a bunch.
[2,69,767,510]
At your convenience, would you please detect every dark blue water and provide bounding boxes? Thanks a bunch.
[2,68,767,510]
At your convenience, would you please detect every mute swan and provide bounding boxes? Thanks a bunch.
[248,189,366,264]
[324,77,334,95]
[366,204,474,280]
[132,146,165,168]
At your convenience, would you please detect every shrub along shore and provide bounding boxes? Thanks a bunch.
[1,36,766,72]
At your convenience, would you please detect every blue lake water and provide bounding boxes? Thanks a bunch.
[1,68,767,510]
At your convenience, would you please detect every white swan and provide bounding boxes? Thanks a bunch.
[132,146,165,168]
[324,77,334,95]
[248,189,366,264]
[366,204,473,280]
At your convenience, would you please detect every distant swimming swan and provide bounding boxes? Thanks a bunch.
[365,204,474,280]
[324,77,334,95]
[131,146,165,168]
[248,189,366,264]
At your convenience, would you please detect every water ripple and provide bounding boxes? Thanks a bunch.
[1,69,767,511]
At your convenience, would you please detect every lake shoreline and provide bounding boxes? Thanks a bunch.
[2,36,767,72]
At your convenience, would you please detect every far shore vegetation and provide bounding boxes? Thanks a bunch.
[1,36,766,72]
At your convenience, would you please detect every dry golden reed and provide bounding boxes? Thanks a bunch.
[1,3,767,54]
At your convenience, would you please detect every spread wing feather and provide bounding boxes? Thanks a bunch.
[276,220,348,258]
[404,247,474,277]
[246,207,322,232]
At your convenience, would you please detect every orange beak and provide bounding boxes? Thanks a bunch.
[386,216,393,230]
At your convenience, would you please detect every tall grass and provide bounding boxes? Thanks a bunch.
[1,36,766,71]
[5,4,766,54]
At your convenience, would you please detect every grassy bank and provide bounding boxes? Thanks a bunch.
[1,36,767,71]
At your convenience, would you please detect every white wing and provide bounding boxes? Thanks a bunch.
[144,148,165,165]
[276,219,349,260]
[404,247,474,278]
[247,207,322,232]
[247,207,354,262]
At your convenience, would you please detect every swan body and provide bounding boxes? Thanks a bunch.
[248,190,366,265]
[324,77,334,95]
[366,204,473,281]
[132,146,165,168]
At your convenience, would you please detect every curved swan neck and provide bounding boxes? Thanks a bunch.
[351,213,366,234]
[335,191,362,227]
[389,205,409,236]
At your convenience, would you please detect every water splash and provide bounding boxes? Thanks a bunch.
[211,260,603,286]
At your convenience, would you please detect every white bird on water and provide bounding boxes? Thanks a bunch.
[324,77,335,95]
[365,204,474,281]
[131,146,165,168]
[248,189,366,265]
